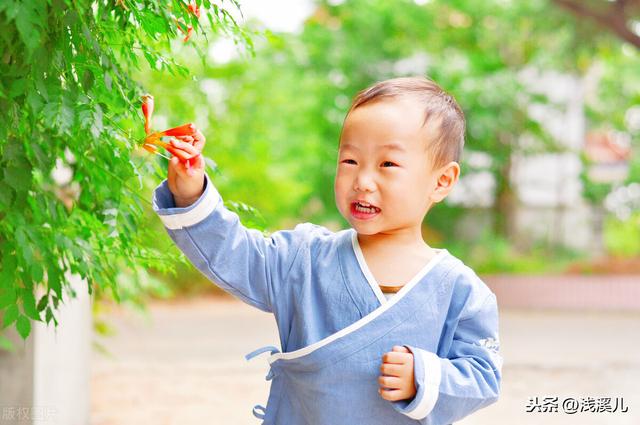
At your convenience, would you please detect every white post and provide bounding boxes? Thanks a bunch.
[0,273,93,425]
[33,273,91,425]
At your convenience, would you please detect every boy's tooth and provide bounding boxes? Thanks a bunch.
[355,204,378,213]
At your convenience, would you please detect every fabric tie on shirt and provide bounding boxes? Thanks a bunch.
[245,345,282,419]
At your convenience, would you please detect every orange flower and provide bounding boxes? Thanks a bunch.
[141,94,154,135]
[187,3,201,18]
[143,124,199,168]
[140,95,198,166]
[180,24,194,42]
[159,123,196,137]
[175,3,200,42]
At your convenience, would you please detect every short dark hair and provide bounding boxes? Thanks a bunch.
[347,76,465,168]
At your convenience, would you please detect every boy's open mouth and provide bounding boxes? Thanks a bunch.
[350,201,381,219]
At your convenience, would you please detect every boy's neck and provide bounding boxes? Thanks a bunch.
[357,230,432,255]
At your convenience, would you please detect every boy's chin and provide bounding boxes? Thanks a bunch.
[349,223,379,235]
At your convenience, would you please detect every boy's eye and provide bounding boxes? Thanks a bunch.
[381,161,397,167]
[342,159,356,164]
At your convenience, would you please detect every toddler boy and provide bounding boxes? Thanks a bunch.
[153,76,502,424]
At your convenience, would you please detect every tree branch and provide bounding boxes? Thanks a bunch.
[553,0,640,49]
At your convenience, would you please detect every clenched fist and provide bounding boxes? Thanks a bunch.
[378,346,417,402]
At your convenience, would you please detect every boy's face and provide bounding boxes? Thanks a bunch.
[334,97,456,236]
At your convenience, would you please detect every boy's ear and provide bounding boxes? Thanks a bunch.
[429,161,460,203]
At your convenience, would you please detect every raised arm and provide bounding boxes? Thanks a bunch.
[153,173,309,313]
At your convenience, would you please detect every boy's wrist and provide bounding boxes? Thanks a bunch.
[173,177,206,208]
[174,193,201,208]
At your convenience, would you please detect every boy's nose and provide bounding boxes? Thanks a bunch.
[353,173,376,193]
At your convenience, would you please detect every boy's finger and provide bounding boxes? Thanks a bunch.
[179,160,198,178]
[170,156,187,176]
[168,156,181,180]
[170,139,199,156]
[382,352,408,364]
[380,363,403,377]
[378,388,404,402]
[392,346,410,353]
[192,153,205,170]
[168,156,177,176]
[166,145,193,162]
[378,376,402,389]
[192,129,206,151]
[176,135,194,144]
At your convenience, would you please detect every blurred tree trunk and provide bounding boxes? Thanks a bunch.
[494,156,516,240]
[553,0,640,49]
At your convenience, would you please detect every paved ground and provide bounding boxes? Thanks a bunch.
[91,296,640,425]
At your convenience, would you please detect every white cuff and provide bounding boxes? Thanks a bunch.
[408,348,442,419]
[156,174,221,230]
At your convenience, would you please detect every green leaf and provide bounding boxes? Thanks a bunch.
[9,78,27,99]
[81,68,95,91]
[30,263,44,283]
[0,0,20,20]
[21,290,39,321]
[2,304,19,328]
[0,181,14,207]
[16,315,31,339]
[37,295,48,312]
[3,159,32,192]
[41,95,76,135]
[0,247,17,289]
[45,307,58,326]
[26,89,44,116]
[0,288,17,309]
[104,72,112,91]
[47,267,63,299]
[14,1,44,56]
[91,104,104,138]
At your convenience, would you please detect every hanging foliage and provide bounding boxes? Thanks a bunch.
[0,0,252,341]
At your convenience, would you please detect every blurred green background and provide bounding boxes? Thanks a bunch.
[2,1,638,421]
[137,0,640,298]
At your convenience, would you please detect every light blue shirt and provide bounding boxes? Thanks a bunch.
[153,174,503,424]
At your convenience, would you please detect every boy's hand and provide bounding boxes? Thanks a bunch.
[167,129,206,208]
[378,346,416,402]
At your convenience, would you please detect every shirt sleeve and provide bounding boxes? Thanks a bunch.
[152,173,311,313]
[393,293,503,424]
